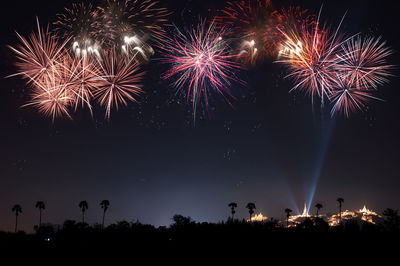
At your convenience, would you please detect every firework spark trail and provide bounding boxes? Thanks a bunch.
[335,36,393,90]
[159,21,241,116]
[94,49,145,120]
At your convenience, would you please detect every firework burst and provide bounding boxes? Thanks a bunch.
[329,75,382,117]
[8,18,75,120]
[8,18,69,83]
[53,3,101,43]
[276,9,350,105]
[336,36,393,89]
[57,53,104,114]
[96,0,171,46]
[159,21,241,116]
[215,0,275,64]
[94,49,145,120]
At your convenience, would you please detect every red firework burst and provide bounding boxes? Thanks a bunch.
[272,6,316,43]
[53,3,102,44]
[159,21,241,116]
[276,10,349,104]
[214,0,275,64]
[96,0,171,46]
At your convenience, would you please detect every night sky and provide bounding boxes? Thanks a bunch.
[1,0,399,233]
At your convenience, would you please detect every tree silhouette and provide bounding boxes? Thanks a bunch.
[337,198,344,223]
[35,201,45,227]
[228,202,237,220]
[246,203,256,220]
[315,203,323,218]
[284,208,292,228]
[12,204,22,233]
[79,201,89,223]
[382,208,400,232]
[100,200,110,229]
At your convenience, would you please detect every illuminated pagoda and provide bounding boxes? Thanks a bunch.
[328,205,382,226]
[247,213,268,222]
[287,203,312,226]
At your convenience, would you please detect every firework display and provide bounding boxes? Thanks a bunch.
[214,0,275,64]
[7,0,394,122]
[276,9,345,105]
[275,7,393,116]
[9,0,168,121]
[159,21,240,115]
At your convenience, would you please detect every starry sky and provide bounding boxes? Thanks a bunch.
[0,0,399,232]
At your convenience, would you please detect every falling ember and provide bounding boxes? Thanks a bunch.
[247,213,268,222]
[72,40,101,59]
[121,34,154,62]
[159,20,242,118]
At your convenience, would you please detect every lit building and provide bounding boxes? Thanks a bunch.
[247,213,268,222]
[328,205,382,226]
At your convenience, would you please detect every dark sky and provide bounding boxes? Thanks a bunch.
[0,0,399,232]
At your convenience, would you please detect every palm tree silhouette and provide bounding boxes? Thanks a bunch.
[35,201,45,227]
[79,201,89,223]
[337,198,344,223]
[12,204,22,233]
[246,203,256,220]
[228,202,237,220]
[315,203,323,218]
[100,200,110,229]
[284,208,292,228]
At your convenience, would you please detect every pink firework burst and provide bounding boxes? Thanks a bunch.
[329,75,382,117]
[94,49,145,120]
[159,21,242,116]
[336,36,393,89]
